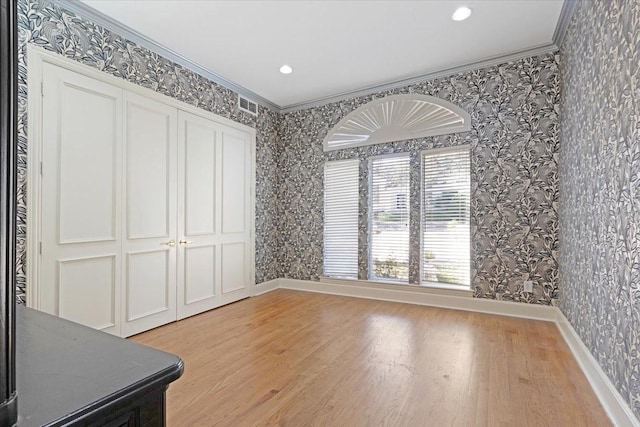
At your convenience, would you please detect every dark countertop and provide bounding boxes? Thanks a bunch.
[15,306,183,426]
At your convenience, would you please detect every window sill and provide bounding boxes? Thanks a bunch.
[319,276,472,298]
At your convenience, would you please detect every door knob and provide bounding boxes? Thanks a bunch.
[179,240,193,246]
[164,240,176,247]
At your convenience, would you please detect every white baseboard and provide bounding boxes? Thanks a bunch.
[253,279,280,296]
[252,277,639,426]
[555,311,639,427]
[278,277,558,321]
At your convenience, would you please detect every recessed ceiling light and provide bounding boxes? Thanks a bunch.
[452,6,472,21]
[279,64,293,74]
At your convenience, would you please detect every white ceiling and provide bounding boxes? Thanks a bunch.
[80,0,565,110]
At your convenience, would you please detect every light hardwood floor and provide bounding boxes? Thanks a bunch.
[131,289,610,426]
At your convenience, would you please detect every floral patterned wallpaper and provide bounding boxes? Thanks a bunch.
[15,0,283,303]
[12,0,640,418]
[559,0,640,419]
[279,53,561,305]
[15,0,561,307]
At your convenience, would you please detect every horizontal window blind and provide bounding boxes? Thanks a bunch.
[422,147,470,287]
[370,155,410,282]
[324,160,359,278]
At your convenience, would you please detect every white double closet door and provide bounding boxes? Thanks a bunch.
[37,63,253,337]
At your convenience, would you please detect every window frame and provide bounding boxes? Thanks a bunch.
[323,158,361,279]
[419,145,471,289]
[367,152,411,284]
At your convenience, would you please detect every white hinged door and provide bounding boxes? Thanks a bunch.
[39,63,123,336]
[35,54,255,336]
[218,124,253,306]
[121,91,178,337]
[176,111,253,319]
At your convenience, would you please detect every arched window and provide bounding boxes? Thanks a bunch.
[323,94,471,151]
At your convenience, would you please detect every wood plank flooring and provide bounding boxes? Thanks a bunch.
[131,289,610,426]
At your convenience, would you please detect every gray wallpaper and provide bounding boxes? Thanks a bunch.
[559,0,640,419]
[279,53,561,305]
[15,0,283,303]
[16,0,561,307]
[12,0,640,419]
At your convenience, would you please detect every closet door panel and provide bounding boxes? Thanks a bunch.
[183,245,216,304]
[221,243,246,294]
[126,103,172,239]
[184,122,216,235]
[58,85,117,243]
[121,92,178,337]
[126,250,171,321]
[39,63,122,336]
[58,255,117,331]
[219,127,252,305]
[177,111,221,319]
[221,133,246,234]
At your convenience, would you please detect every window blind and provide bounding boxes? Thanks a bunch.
[369,155,410,282]
[422,147,470,287]
[324,160,360,278]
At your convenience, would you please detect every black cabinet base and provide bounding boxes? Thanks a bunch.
[89,388,166,427]
[16,307,183,427]
[0,392,17,427]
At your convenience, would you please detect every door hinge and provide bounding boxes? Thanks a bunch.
[41,81,44,97]
[40,161,43,176]
[39,242,42,255]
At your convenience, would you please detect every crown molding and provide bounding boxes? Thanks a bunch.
[553,0,578,47]
[279,43,559,113]
[54,0,281,112]
[282,0,574,113]
[54,0,573,115]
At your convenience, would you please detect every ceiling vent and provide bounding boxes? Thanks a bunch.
[238,95,258,116]
[323,94,471,151]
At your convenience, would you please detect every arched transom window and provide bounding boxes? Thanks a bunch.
[323,94,471,151]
